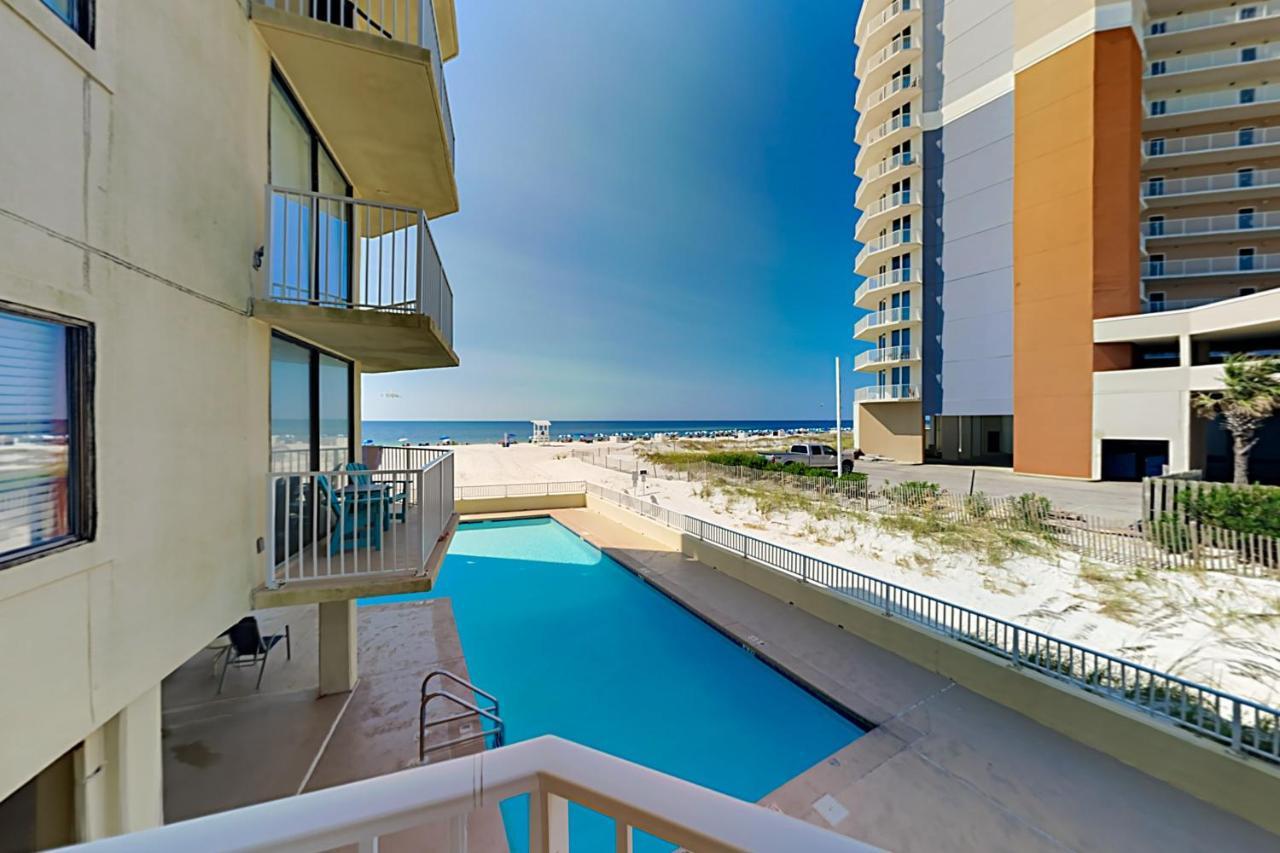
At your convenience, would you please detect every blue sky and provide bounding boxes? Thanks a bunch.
[362,0,864,421]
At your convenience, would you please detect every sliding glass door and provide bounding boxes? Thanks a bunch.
[270,335,353,473]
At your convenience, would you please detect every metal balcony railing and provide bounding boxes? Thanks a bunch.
[854,345,920,369]
[1144,209,1280,238]
[856,229,918,268]
[861,0,917,46]
[265,450,454,589]
[1149,1,1280,37]
[1143,253,1280,278]
[1147,42,1280,78]
[1142,167,1280,198]
[1148,83,1280,118]
[856,383,921,402]
[862,35,916,79]
[260,0,453,166]
[854,268,922,304]
[861,74,918,112]
[264,186,453,348]
[861,112,916,148]
[1145,125,1280,158]
[859,151,917,183]
[854,306,921,336]
[861,191,921,219]
[1142,296,1228,313]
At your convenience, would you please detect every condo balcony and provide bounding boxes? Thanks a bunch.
[858,0,921,57]
[1147,1,1280,52]
[1142,166,1280,206]
[855,75,919,135]
[856,190,922,241]
[256,449,457,607]
[855,112,921,171]
[855,151,920,207]
[254,187,456,372]
[855,228,921,274]
[250,0,457,217]
[853,305,922,338]
[1142,252,1280,281]
[858,35,921,92]
[853,345,921,371]
[1145,42,1280,89]
[1143,125,1280,167]
[1144,210,1280,244]
[854,267,922,309]
[856,383,921,403]
[1145,83,1280,130]
[1141,295,1232,313]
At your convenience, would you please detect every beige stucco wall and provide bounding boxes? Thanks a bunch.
[457,494,587,515]
[855,401,923,463]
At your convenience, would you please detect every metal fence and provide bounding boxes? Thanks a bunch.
[455,481,587,500]
[575,482,1280,764]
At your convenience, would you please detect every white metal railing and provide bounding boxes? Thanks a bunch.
[1142,167,1280,198]
[862,35,916,80]
[854,306,921,336]
[69,736,871,853]
[1149,1,1280,37]
[854,268,922,304]
[265,452,454,588]
[860,74,918,113]
[860,112,916,152]
[264,186,453,348]
[260,0,453,165]
[456,481,586,499]
[861,190,921,220]
[859,150,917,184]
[1147,42,1280,78]
[854,345,920,369]
[368,444,452,473]
[1149,83,1280,118]
[1146,125,1280,158]
[1144,209,1280,238]
[856,229,918,268]
[860,0,917,48]
[1142,253,1280,277]
[269,447,352,473]
[855,383,920,402]
[1142,296,1225,313]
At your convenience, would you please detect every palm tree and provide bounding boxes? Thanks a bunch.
[1192,353,1280,485]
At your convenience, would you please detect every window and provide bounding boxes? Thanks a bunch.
[1239,287,1258,296]
[790,445,808,455]
[821,447,836,456]
[1148,254,1166,276]
[1239,207,1255,229]
[1242,46,1259,63]
[1147,215,1165,236]
[0,304,93,568]
[270,334,353,472]
[1239,126,1257,146]
[1146,176,1165,197]
[1148,291,1167,311]
[1240,6,1259,21]
[1147,137,1165,156]
[1149,100,1166,116]
[1150,60,1166,76]
[1150,21,1167,35]
[1238,167,1255,188]
[1239,247,1256,270]
[1240,87,1257,105]
[40,0,93,44]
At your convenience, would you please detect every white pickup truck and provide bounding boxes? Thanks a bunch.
[765,443,861,474]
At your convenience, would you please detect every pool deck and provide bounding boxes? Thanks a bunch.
[542,507,1279,852]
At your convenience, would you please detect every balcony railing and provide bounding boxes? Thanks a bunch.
[1147,42,1280,78]
[854,306,921,336]
[854,345,920,369]
[859,150,917,183]
[861,0,917,47]
[854,268,922,304]
[1149,1,1280,37]
[1145,125,1280,158]
[861,112,916,149]
[265,450,454,589]
[860,74,918,113]
[72,736,868,853]
[857,383,921,402]
[1144,209,1280,238]
[1142,167,1280,199]
[1143,253,1280,278]
[862,35,916,79]
[1148,83,1280,118]
[1142,296,1228,313]
[259,0,453,166]
[856,229,918,268]
[264,186,453,348]
[861,191,921,219]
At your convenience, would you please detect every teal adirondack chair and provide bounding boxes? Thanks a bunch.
[317,473,382,554]
[345,462,407,526]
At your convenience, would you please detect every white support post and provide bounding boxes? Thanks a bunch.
[529,787,569,853]
[835,357,843,467]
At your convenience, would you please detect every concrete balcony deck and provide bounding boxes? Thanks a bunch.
[854,268,922,309]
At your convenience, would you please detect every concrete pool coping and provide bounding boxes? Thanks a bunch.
[484,507,1279,852]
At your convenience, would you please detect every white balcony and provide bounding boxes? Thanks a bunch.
[1146,83,1280,129]
[256,187,456,371]
[856,191,922,241]
[1142,167,1280,206]
[1145,42,1280,89]
[854,267,922,308]
[1143,125,1280,167]
[1142,296,1230,313]
[856,112,921,171]
[855,152,920,207]
[1147,1,1280,51]
[1142,252,1280,281]
[854,345,921,371]
[855,229,921,273]
[858,0,921,58]
[1144,210,1280,244]
[856,383,921,403]
[854,306,922,338]
[856,76,919,134]
[259,451,455,605]
[858,35,921,91]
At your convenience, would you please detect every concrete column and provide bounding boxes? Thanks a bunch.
[74,685,164,841]
[318,599,358,696]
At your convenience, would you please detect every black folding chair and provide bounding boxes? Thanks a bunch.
[217,617,291,693]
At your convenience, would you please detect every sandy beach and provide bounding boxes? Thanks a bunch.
[450,441,1280,706]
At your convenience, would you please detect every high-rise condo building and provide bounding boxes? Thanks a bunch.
[853,0,1280,482]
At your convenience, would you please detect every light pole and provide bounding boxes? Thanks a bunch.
[834,356,843,470]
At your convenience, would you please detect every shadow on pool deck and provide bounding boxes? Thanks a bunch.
[546,507,1279,853]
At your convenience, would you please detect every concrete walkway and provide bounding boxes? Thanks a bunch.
[549,507,1277,852]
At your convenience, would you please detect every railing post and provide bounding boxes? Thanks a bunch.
[419,0,429,48]
[528,787,569,853]
[1232,703,1244,753]
[262,184,273,302]
[266,474,278,589]
[1012,626,1021,667]
[417,213,426,315]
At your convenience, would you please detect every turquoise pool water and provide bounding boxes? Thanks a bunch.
[366,517,863,850]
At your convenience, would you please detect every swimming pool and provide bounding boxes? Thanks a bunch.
[366,516,863,850]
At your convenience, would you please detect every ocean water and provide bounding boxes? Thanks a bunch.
[365,517,863,851]
[362,419,851,445]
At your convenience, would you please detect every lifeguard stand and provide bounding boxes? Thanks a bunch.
[531,420,551,444]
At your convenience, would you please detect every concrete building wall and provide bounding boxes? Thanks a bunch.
[920,0,1014,112]
[855,401,923,463]
[922,95,1015,418]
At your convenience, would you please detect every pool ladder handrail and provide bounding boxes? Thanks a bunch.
[419,670,505,763]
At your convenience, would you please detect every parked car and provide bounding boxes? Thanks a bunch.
[765,443,862,473]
